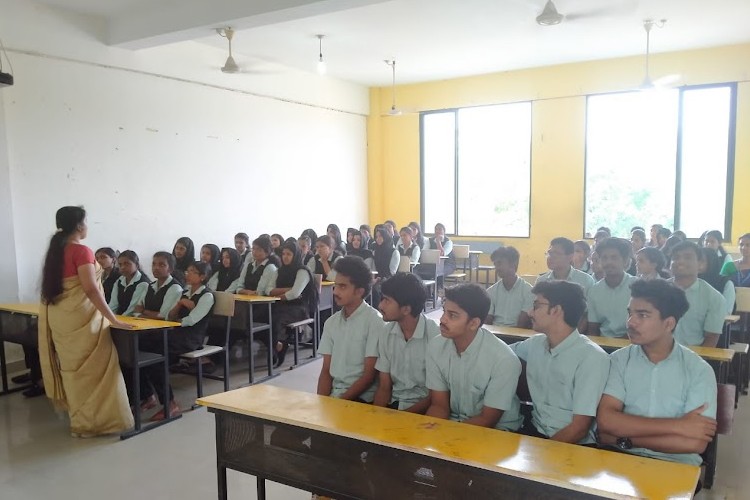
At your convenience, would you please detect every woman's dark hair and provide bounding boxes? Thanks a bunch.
[118,250,143,273]
[252,235,273,256]
[408,221,425,248]
[172,237,195,271]
[215,248,241,291]
[301,228,318,244]
[705,230,728,261]
[276,241,304,287]
[380,273,427,317]
[316,235,334,249]
[95,247,118,262]
[201,243,221,269]
[637,247,670,278]
[153,251,177,271]
[327,224,343,248]
[434,222,446,233]
[444,283,491,323]
[333,256,373,296]
[631,228,646,242]
[271,233,284,245]
[187,261,211,285]
[41,206,86,304]
[348,230,374,260]
[531,280,586,328]
[699,247,730,294]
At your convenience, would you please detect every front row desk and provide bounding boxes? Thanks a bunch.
[198,385,700,500]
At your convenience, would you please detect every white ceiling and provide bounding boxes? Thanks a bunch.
[35,0,750,86]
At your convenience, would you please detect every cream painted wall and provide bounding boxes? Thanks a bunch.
[368,44,750,275]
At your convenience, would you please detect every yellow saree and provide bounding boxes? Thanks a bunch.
[38,267,134,435]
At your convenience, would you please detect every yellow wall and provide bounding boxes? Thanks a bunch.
[367,43,750,274]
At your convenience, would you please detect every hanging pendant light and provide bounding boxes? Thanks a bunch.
[316,34,327,75]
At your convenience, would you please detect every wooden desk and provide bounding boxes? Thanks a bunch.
[233,295,279,385]
[198,385,698,500]
[0,303,39,395]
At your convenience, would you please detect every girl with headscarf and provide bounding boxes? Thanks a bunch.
[207,247,242,292]
[200,244,222,276]
[269,241,318,367]
[327,224,347,255]
[171,236,195,285]
[345,227,357,253]
[348,230,374,264]
[699,247,735,316]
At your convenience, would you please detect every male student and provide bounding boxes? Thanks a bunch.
[373,273,440,413]
[317,256,382,402]
[597,279,717,466]
[536,237,595,295]
[485,246,533,328]
[668,241,725,347]
[236,235,277,296]
[426,283,522,431]
[586,237,637,338]
[510,281,609,444]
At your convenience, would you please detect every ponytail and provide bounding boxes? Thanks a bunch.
[41,206,86,304]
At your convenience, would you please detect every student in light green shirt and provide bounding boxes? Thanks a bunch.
[426,283,522,431]
[597,279,717,466]
[485,246,533,328]
[511,280,609,444]
[317,256,382,403]
[587,237,638,338]
[536,237,595,295]
[373,273,440,413]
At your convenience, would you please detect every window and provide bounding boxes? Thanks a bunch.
[421,102,532,237]
[584,84,736,239]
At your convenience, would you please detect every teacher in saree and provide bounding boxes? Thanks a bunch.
[39,206,134,437]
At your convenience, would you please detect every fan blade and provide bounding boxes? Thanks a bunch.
[565,0,637,21]
[652,74,681,87]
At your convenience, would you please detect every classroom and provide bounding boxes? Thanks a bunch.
[1,0,750,498]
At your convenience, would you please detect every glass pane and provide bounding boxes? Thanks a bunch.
[585,91,679,237]
[457,103,531,236]
[678,87,731,238]
[422,112,456,234]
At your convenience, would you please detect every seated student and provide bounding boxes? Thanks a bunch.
[307,235,342,282]
[415,223,457,288]
[133,252,183,320]
[596,279,717,466]
[372,227,399,305]
[536,237,595,295]
[668,241,725,347]
[95,247,120,303]
[396,226,421,264]
[268,241,318,368]
[373,273,440,413]
[359,224,372,250]
[317,257,382,402]
[109,250,151,316]
[408,221,426,251]
[511,280,609,443]
[722,232,750,287]
[573,240,591,274]
[234,232,251,265]
[589,250,605,282]
[703,229,732,266]
[141,261,215,420]
[485,246,533,328]
[237,235,278,296]
[636,247,670,280]
[345,227,357,253]
[270,233,284,258]
[300,228,318,246]
[200,243,221,274]
[171,236,195,285]
[628,229,647,275]
[384,220,398,247]
[656,227,672,250]
[648,224,663,247]
[326,223,347,255]
[592,230,610,250]
[587,238,637,338]
[347,229,374,266]
[426,283,522,431]
[207,247,242,292]
[368,224,383,251]
[699,248,736,316]
[297,235,315,266]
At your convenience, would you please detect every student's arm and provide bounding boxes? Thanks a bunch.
[411,245,421,264]
[701,333,720,348]
[316,354,334,396]
[340,357,377,401]
[281,270,310,301]
[464,406,504,428]
[598,427,711,454]
[121,282,149,317]
[550,415,595,444]
[181,292,215,327]
[142,284,182,319]
[373,371,393,407]
[388,250,399,275]
[256,265,277,296]
[77,263,131,329]
[723,281,736,316]
[403,396,431,415]
[442,239,453,256]
[236,259,252,294]
[485,283,497,325]
[426,390,451,419]
[207,273,218,291]
[326,257,341,281]
[108,282,120,313]
[516,311,532,329]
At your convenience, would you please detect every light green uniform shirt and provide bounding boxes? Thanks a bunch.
[376,315,441,410]
[536,266,595,295]
[426,328,522,431]
[669,278,726,346]
[604,342,717,465]
[510,331,610,443]
[488,276,534,326]
[318,301,382,402]
[587,273,638,338]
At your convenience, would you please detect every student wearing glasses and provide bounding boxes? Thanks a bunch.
[536,237,595,295]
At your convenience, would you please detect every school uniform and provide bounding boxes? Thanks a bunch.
[318,301,382,402]
[101,268,120,303]
[137,276,183,319]
[603,342,717,465]
[238,258,277,295]
[669,278,725,346]
[423,237,456,275]
[510,331,610,443]
[376,315,440,410]
[271,267,317,348]
[487,276,534,326]
[108,271,150,316]
[306,253,341,281]
[586,273,638,338]
[426,328,523,431]
[397,241,421,264]
[536,266,595,296]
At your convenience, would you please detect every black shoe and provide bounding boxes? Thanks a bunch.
[274,342,290,368]
[22,385,45,398]
[12,372,31,384]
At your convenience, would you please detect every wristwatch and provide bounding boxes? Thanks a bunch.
[616,437,633,450]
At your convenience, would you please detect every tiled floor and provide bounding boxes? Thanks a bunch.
[0,339,746,500]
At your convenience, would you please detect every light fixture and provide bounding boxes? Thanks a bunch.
[384,59,401,116]
[217,27,239,74]
[316,34,326,75]
[640,19,667,89]
[536,0,563,26]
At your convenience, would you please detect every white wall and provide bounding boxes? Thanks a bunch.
[0,0,369,360]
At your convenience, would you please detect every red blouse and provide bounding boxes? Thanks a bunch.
[63,243,95,278]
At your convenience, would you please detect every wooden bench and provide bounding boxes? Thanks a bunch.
[285,317,316,369]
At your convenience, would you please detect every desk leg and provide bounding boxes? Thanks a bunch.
[133,333,142,432]
[705,438,717,489]
[163,329,171,419]
[248,303,255,385]
[257,477,266,500]
[266,303,273,378]
[0,318,8,394]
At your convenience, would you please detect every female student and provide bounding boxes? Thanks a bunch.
[723,233,750,287]
[271,234,284,258]
[327,224,347,255]
[207,247,242,292]
[425,222,456,275]
[172,237,195,285]
[699,248,736,315]
[348,230,374,266]
[635,247,671,280]
[345,227,357,253]
[703,229,732,265]
[133,252,183,320]
[141,261,215,420]
[200,243,221,268]
[268,241,319,368]
[298,235,315,265]
[234,232,250,264]
[237,235,278,296]
[397,226,421,264]
[408,221,425,250]
[372,229,399,279]
[109,250,151,316]
[307,235,342,281]
[94,247,120,304]
[39,206,134,437]
[572,240,591,274]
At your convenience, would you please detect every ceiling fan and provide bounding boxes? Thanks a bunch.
[535,0,636,26]
[638,19,680,90]
[382,59,419,117]
[217,27,239,73]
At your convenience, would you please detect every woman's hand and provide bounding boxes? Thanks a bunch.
[110,319,134,330]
